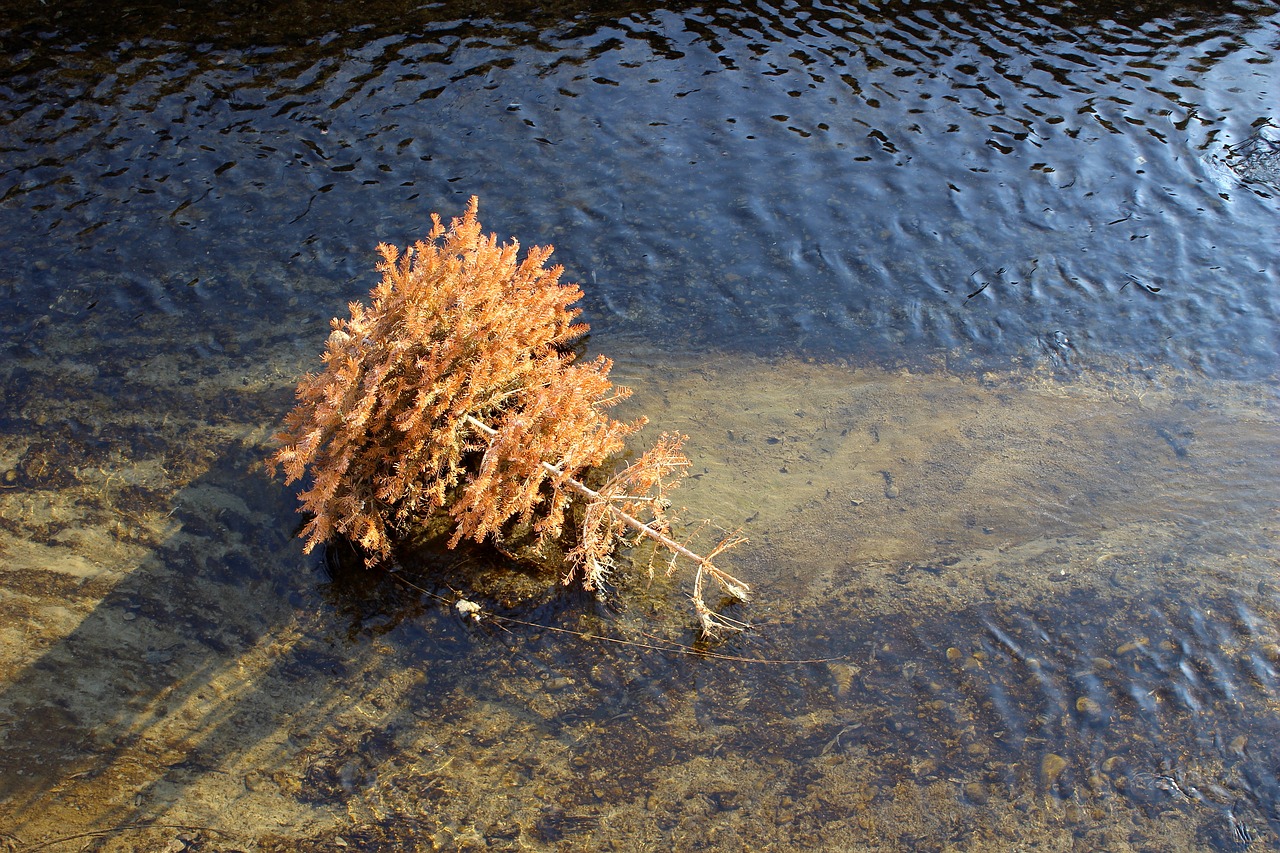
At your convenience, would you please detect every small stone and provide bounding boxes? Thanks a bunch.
[963,781,988,805]
[1041,753,1068,784]
[1116,639,1148,655]
[1076,697,1103,717]
[946,647,963,662]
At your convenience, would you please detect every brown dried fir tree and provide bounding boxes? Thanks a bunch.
[274,197,748,635]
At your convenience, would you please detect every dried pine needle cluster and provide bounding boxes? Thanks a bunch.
[274,197,748,635]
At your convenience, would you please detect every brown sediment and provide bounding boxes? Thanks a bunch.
[0,338,1276,851]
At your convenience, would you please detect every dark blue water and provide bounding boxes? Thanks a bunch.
[2,0,1277,374]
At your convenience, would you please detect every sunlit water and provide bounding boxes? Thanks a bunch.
[0,1,1278,850]
[3,0,1278,372]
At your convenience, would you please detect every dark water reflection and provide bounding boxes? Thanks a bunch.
[2,0,1277,373]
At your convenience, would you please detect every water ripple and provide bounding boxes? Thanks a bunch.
[1,1,1276,373]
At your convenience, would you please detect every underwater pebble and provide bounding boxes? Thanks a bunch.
[1041,753,1068,784]
[946,647,962,662]
[1075,697,1103,717]
[1115,638,1148,655]
[963,781,989,805]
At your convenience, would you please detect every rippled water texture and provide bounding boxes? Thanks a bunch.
[1,1,1278,851]
[2,0,1277,372]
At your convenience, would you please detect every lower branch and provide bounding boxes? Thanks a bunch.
[463,414,751,620]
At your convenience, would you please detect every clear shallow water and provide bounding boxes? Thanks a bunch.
[1,1,1279,850]
[3,352,1278,851]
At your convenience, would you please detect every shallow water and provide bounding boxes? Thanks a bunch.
[1,1,1278,850]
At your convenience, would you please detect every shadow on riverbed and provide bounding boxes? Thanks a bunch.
[1,346,1279,851]
[0,347,693,850]
[0,441,360,847]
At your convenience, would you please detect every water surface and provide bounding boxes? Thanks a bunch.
[2,0,1277,371]
[0,0,1278,850]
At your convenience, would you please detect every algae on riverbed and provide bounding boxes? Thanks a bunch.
[1,340,1277,851]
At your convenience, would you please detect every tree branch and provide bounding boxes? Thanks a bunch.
[464,414,749,601]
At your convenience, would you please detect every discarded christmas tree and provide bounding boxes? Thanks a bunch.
[274,197,748,635]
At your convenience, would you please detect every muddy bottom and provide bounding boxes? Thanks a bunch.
[0,339,1277,851]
